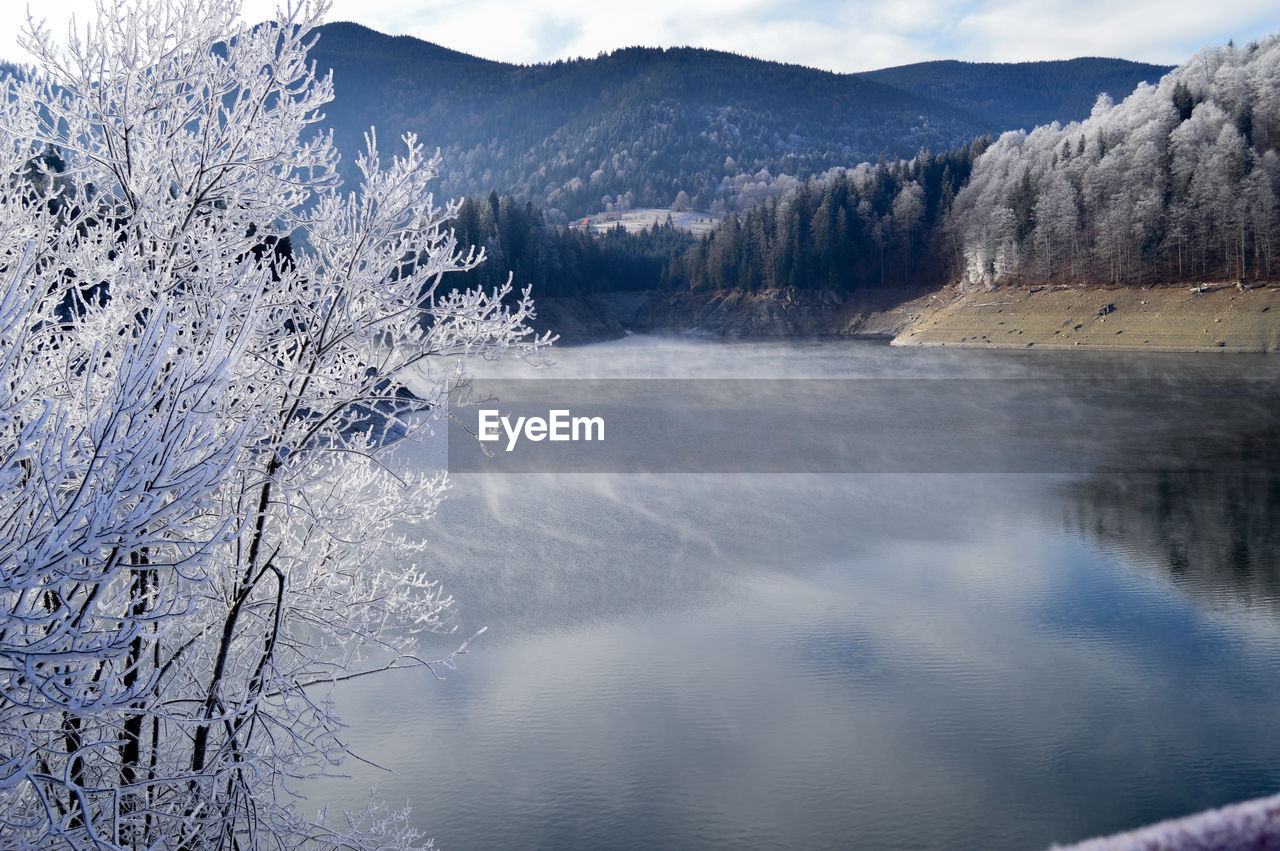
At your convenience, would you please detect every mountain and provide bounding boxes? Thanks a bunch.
[861,58,1174,132]
[673,33,1280,301]
[306,22,1171,219]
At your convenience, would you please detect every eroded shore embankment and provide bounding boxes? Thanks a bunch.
[534,283,1280,351]
[535,287,938,344]
[891,283,1280,352]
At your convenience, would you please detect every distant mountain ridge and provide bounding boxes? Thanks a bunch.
[861,57,1177,132]
[306,22,1171,218]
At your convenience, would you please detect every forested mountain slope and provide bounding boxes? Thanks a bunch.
[670,34,1279,302]
[306,23,1168,219]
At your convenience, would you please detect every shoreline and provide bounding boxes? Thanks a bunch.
[889,282,1280,353]
[535,282,1280,352]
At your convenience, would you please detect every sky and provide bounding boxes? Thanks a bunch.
[3,0,1279,73]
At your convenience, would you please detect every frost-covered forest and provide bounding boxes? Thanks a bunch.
[950,36,1280,288]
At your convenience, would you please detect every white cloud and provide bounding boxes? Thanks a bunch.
[953,0,1280,64]
[2,0,1278,71]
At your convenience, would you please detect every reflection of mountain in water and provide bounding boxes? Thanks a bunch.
[1066,427,1280,616]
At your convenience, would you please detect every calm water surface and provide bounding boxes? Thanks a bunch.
[314,338,1280,850]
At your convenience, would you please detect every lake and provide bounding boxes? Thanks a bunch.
[312,337,1280,850]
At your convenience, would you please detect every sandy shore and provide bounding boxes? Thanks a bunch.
[890,283,1280,352]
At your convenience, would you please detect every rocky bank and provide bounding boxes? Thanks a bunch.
[538,287,937,344]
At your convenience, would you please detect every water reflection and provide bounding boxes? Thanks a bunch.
[311,339,1280,850]
[1066,424,1280,618]
[410,473,1022,647]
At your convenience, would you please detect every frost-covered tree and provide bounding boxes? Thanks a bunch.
[0,0,546,847]
[891,181,925,260]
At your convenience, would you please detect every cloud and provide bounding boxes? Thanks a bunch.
[952,0,1280,64]
[311,0,1280,71]
[4,0,1279,71]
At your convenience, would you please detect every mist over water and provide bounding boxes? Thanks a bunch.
[314,338,1280,850]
